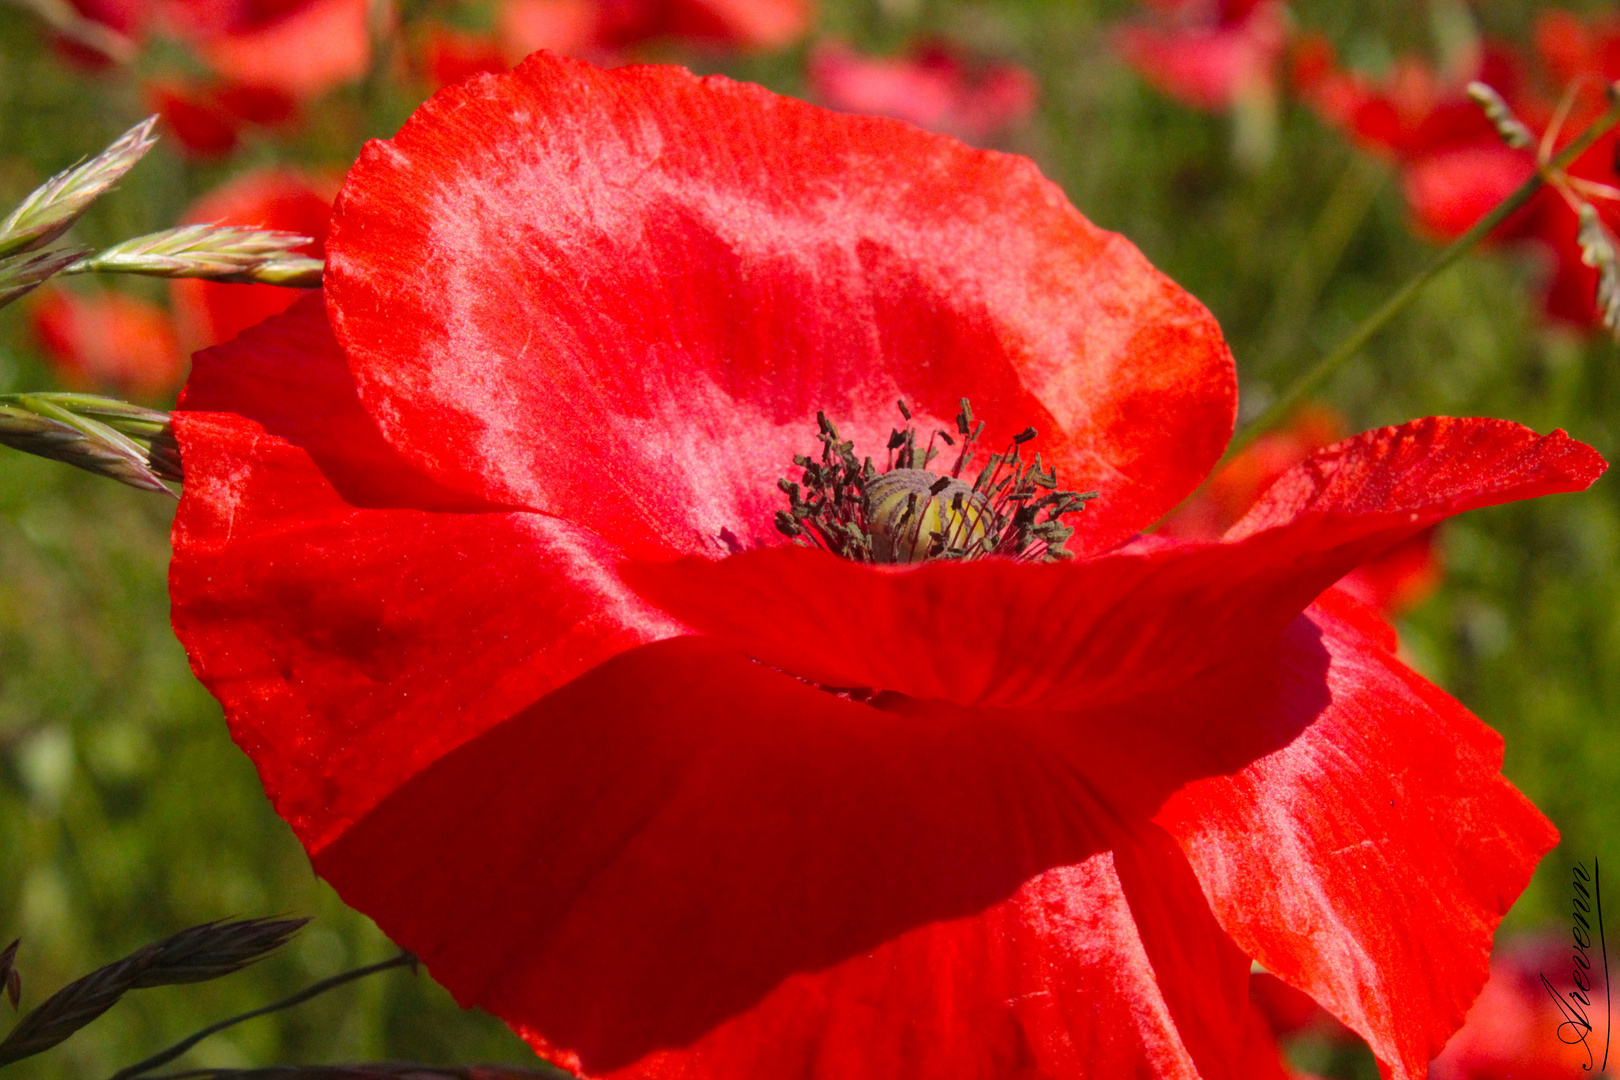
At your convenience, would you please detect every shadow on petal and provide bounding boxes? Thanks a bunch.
[315,621,1330,1073]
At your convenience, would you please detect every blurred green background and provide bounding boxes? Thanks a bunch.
[0,0,1616,1077]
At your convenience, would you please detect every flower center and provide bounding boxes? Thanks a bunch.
[774,399,1098,563]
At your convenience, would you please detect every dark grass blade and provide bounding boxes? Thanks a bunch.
[0,394,180,494]
[0,919,306,1067]
[0,247,89,309]
[0,404,171,495]
[0,940,20,1011]
[108,953,415,1080]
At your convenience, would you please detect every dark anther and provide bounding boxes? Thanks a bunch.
[774,398,1098,564]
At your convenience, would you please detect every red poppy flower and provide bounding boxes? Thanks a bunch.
[145,78,301,156]
[1112,0,1288,112]
[421,24,512,89]
[1520,10,1620,327]
[591,0,810,51]
[62,0,368,153]
[186,0,371,101]
[81,0,372,96]
[1296,20,1620,329]
[169,167,333,355]
[169,54,1602,1079]
[807,41,1037,145]
[422,0,809,84]
[30,285,184,398]
[1293,35,1538,236]
[1160,403,1443,616]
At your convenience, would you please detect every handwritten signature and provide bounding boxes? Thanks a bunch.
[1542,860,1611,1072]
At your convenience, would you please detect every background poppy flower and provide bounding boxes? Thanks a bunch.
[57,0,370,153]
[1295,15,1620,330]
[1430,933,1602,1079]
[169,167,334,355]
[421,23,512,88]
[144,77,302,156]
[1112,0,1289,112]
[1292,34,1537,238]
[28,285,185,399]
[186,0,372,102]
[807,40,1038,145]
[419,0,811,87]
[1160,403,1443,616]
[585,0,811,51]
[168,53,1602,1080]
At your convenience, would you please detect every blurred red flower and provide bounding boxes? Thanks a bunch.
[421,0,811,88]
[170,167,333,354]
[65,0,370,154]
[1293,34,1536,239]
[421,24,511,88]
[145,78,301,156]
[29,286,185,399]
[1296,13,1620,329]
[807,41,1037,144]
[1431,934,1604,1079]
[1160,403,1443,616]
[170,54,1600,1080]
[1112,0,1288,111]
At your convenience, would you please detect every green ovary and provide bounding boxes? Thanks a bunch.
[866,468,996,564]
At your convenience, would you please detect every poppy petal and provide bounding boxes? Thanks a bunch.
[624,418,1601,711]
[1155,587,1561,1080]
[1111,820,1253,1080]
[1224,416,1603,540]
[314,632,1262,1080]
[170,296,682,850]
[325,52,1235,560]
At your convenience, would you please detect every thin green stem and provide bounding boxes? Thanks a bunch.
[360,0,403,140]
[1224,94,1620,465]
[104,954,417,1080]
[1251,154,1389,377]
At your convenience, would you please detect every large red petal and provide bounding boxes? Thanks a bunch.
[1155,587,1560,1080]
[325,52,1235,559]
[625,418,1601,711]
[315,632,1269,1080]
[169,296,682,850]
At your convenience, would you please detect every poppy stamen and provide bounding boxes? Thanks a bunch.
[773,399,1098,564]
